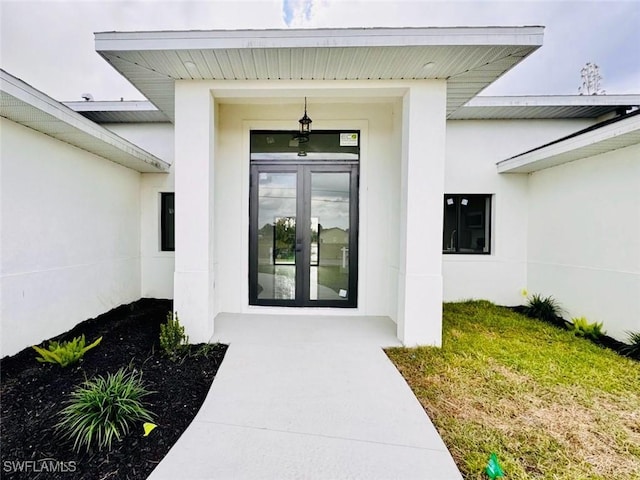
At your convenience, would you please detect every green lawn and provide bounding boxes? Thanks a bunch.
[386,301,640,480]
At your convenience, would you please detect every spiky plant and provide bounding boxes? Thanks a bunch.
[620,331,640,359]
[523,294,563,325]
[56,368,154,452]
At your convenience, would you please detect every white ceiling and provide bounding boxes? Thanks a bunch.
[95,27,544,121]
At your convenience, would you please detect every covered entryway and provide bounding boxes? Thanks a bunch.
[249,131,359,307]
[94,26,544,346]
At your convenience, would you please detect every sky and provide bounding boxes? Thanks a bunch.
[1,0,638,102]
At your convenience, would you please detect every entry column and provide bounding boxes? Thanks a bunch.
[397,82,446,346]
[173,82,216,342]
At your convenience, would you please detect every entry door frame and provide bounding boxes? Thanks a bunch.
[249,162,359,308]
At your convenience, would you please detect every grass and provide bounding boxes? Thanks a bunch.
[386,300,640,480]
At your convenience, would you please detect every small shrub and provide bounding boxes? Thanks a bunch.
[570,317,605,340]
[522,294,563,325]
[32,335,102,367]
[56,368,154,452]
[160,312,189,359]
[620,331,640,359]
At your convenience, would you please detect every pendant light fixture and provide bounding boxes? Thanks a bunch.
[298,97,312,140]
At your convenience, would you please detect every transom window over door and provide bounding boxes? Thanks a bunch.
[249,131,359,307]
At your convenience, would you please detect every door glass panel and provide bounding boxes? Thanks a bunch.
[257,172,297,300]
[310,172,351,301]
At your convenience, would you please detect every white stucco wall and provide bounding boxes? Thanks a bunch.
[443,119,595,306]
[215,100,400,319]
[527,143,640,340]
[104,123,176,299]
[170,79,448,346]
[1,118,141,356]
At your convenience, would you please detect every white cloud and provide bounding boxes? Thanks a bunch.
[0,0,637,100]
[283,0,318,26]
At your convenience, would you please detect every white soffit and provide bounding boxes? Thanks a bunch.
[451,95,640,119]
[95,26,544,120]
[497,111,640,173]
[0,70,169,173]
[64,100,170,123]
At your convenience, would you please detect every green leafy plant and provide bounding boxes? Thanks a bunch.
[32,335,102,367]
[56,368,154,452]
[570,317,605,340]
[620,331,640,359]
[522,294,563,325]
[160,311,189,360]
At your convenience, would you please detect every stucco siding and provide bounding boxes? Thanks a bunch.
[104,123,176,299]
[1,118,141,356]
[443,119,594,306]
[527,143,640,340]
[214,101,400,318]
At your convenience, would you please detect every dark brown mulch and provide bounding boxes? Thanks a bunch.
[1,299,227,480]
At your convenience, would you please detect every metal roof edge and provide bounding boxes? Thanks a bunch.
[0,70,170,172]
[95,26,544,51]
[63,100,159,112]
[467,95,640,107]
[496,110,640,173]
[64,100,170,123]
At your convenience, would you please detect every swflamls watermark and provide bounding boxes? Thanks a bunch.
[2,458,77,473]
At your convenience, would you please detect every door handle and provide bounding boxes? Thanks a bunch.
[295,243,303,252]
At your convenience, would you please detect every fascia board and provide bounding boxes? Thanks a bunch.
[1,70,170,172]
[468,95,640,108]
[64,100,159,112]
[95,26,544,51]
[497,114,640,173]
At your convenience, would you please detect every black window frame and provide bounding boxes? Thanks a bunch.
[443,194,492,255]
[160,192,175,252]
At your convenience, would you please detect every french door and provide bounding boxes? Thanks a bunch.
[249,159,359,307]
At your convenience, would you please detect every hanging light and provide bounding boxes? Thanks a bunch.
[298,97,312,137]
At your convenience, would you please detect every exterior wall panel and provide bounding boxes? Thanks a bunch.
[1,118,141,356]
[443,119,594,306]
[104,123,175,299]
[214,100,400,319]
[527,143,640,340]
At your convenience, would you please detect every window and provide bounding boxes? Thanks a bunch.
[443,194,491,254]
[161,192,175,252]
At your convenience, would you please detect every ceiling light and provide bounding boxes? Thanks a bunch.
[297,97,312,142]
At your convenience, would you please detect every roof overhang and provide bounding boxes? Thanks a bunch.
[0,70,169,173]
[95,26,544,121]
[451,95,640,119]
[497,110,640,173]
[64,100,169,123]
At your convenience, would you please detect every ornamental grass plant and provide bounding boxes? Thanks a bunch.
[56,367,155,452]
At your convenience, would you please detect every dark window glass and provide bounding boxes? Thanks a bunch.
[443,194,491,254]
[161,192,175,252]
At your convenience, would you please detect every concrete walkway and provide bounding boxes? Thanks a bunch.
[148,314,462,480]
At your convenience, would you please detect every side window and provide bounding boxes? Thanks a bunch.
[443,194,491,254]
[161,192,175,252]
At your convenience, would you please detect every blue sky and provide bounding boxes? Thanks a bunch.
[1,0,638,101]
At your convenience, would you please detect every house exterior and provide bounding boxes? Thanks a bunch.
[1,27,639,357]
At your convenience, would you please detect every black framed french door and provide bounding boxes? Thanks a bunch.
[249,138,359,307]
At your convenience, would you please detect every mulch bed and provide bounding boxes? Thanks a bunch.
[1,299,227,480]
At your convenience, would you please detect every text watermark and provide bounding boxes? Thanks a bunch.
[3,459,77,474]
